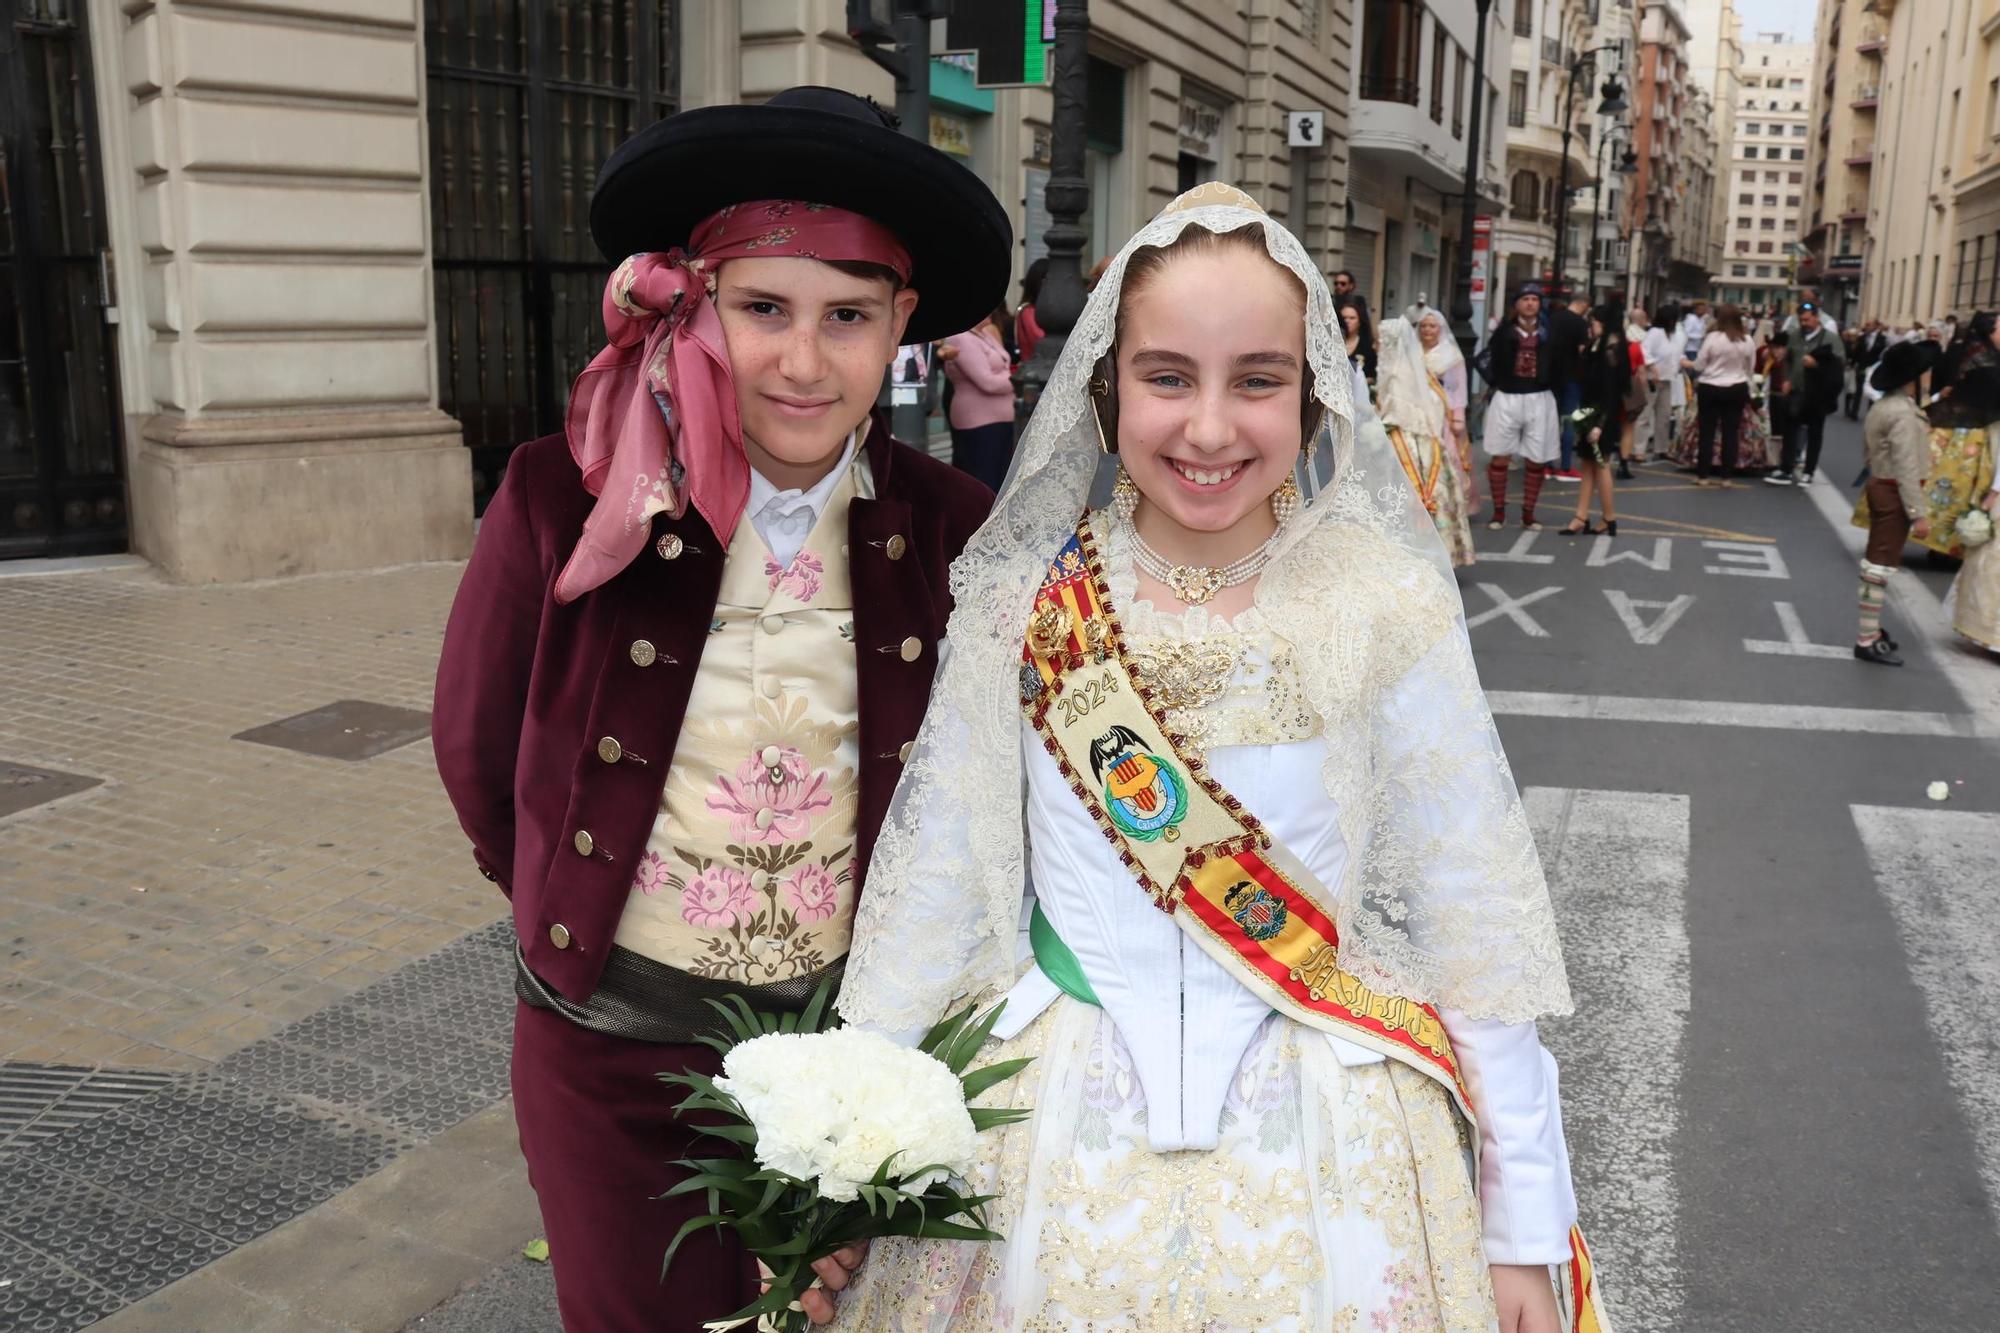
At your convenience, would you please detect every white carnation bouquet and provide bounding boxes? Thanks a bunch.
[661,986,1030,1331]
[1957,505,1994,548]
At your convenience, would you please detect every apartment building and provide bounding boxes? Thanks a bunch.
[1859,0,2000,326]
[1684,0,1743,300]
[1494,0,1603,297]
[1567,0,1645,304]
[1624,1,1693,309]
[1712,40,1813,311]
[1347,0,1512,317]
[1800,0,1881,322]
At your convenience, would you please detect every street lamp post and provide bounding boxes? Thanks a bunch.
[1450,0,1494,365]
[1584,136,1638,302]
[1017,0,1089,415]
[1551,45,1627,296]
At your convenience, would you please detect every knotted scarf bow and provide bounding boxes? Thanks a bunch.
[556,201,912,604]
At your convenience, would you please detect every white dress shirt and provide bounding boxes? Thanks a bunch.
[746,430,859,568]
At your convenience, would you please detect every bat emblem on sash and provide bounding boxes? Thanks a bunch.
[1088,725,1188,843]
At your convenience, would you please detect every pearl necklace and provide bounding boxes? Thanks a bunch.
[1128,523,1278,607]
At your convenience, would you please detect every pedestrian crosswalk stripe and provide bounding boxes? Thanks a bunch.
[1529,786,1692,1333]
[1489,690,2000,739]
[1851,804,2000,1235]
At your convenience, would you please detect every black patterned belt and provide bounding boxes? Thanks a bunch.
[514,943,844,1045]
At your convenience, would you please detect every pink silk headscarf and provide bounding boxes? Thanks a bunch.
[555,200,913,605]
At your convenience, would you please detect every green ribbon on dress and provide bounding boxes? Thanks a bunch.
[1029,901,1101,1007]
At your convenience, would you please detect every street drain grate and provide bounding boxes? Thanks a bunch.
[0,1064,180,1152]
[232,699,432,761]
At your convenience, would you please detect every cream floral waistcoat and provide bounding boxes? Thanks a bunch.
[610,461,862,984]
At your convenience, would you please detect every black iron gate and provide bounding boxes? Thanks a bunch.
[0,0,126,558]
[425,0,680,508]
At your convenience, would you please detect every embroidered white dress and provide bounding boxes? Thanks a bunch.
[834,584,1578,1332]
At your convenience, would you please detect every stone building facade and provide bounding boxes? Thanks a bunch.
[3,0,1358,581]
[1854,0,2000,328]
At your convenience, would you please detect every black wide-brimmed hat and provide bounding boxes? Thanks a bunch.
[1870,337,1940,395]
[589,87,1012,344]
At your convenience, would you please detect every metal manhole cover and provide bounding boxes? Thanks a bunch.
[0,1063,179,1152]
[0,763,102,819]
[232,700,432,761]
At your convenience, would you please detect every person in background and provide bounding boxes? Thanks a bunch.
[1947,317,2000,651]
[938,305,1018,492]
[1847,319,1887,419]
[1418,308,1477,522]
[1854,338,1941,666]
[1637,304,1680,462]
[1886,310,2000,557]
[1760,328,1793,453]
[1015,257,1048,366]
[1332,267,1372,324]
[1381,316,1478,566]
[1561,305,1632,535]
[1683,303,1756,488]
[1546,292,1591,482]
[1337,292,1379,386]
[1768,301,1843,486]
[1481,282,1563,531]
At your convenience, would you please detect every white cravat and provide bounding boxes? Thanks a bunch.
[747,431,859,569]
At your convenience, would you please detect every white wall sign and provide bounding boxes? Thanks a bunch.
[1287,110,1325,148]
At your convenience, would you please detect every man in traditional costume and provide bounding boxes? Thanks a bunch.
[431,87,1009,1331]
[828,185,1608,1332]
[1854,338,1940,666]
[1483,282,1564,530]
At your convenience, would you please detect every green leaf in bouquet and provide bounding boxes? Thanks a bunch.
[959,1056,1032,1100]
[968,1106,1033,1132]
[660,1211,734,1279]
[797,973,837,1032]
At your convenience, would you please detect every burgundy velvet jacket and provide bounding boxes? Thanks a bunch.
[433,412,994,1002]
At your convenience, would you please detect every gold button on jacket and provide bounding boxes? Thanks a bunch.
[899,635,923,662]
[629,639,658,667]
[885,534,907,561]
[573,829,595,857]
[548,923,572,949]
[656,533,684,560]
[596,736,623,764]
[898,740,914,763]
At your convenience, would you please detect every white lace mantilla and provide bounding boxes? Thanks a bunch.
[838,187,1573,1039]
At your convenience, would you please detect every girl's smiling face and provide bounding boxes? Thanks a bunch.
[1113,242,1307,553]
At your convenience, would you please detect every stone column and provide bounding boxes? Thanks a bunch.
[103,0,470,582]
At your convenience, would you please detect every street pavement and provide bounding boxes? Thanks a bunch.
[2,412,1998,1331]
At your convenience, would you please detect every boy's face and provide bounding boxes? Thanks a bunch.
[713,256,919,486]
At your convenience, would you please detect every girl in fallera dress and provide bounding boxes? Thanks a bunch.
[1380,316,1477,567]
[816,185,1609,1332]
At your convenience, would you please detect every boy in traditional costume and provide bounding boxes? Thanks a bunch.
[1483,283,1564,531]
[826,186,1607,1331]
[1854,338,1940,666]
[431,87,1009,1331]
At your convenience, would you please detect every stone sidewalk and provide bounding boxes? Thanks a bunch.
[0,557,555,1330]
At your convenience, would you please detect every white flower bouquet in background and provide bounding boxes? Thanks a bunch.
[660,986,1030,1332]
[1957,505,1994,548]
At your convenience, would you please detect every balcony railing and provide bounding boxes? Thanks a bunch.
[1514,15,1533,37]
[1857,26,1886,54]
[1508,104,1528,128]
[1542,37,1563,65]
[1359,74,1421,105]
[1845,139,1874,165]
[1852,84,1880,106]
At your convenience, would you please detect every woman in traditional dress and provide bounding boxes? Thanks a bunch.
[1913,312,2000,557]
[1669,322,1774,476]
[1380,316,1476,566]
[1419,308,1479,521]
[825,184,1604,1332]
